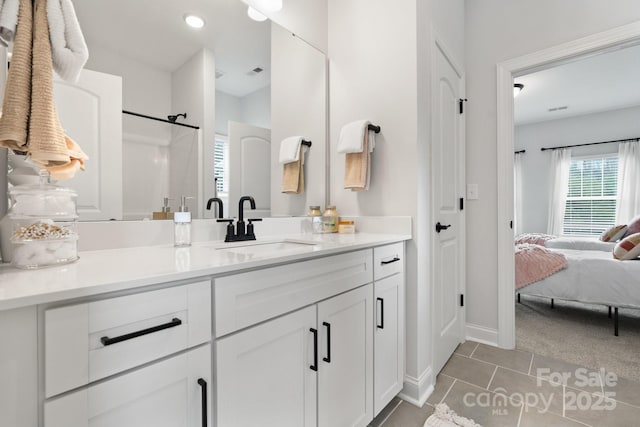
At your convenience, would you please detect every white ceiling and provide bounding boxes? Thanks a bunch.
[514,43,640,125]
[74,0,271,97]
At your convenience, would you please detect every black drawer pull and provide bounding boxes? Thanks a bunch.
[100,317,182,346]
[197,378,207,427]
[322,322,331,363]
[377,298,384,329]
[310,328,318,371]
[381,257,400,265]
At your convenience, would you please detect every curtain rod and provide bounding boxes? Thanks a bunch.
[540,137,639,152]
[122,110,200,130]
[515,149,526,154]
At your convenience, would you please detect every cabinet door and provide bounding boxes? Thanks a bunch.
[374,274,404,415]
[44,344,211,427]
[216,305,317,427]
[318,285,373,427]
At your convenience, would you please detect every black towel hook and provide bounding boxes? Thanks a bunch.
[301,140,312,147]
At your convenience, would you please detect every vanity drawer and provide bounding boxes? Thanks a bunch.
[44,280,211,398]
[215,249,373,337]
[373,243,404,280]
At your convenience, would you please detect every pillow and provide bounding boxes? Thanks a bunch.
[599,224,628,242]
[613,233,640,260]
[624,214,640,238]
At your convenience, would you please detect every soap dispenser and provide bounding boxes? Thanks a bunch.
[153,196,173,220]
[174,196,193,247]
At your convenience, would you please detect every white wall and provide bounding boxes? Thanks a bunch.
[465,1,640,332]
[171,49,216,218]
[271,23,327,216]
[516,106,640,234]
[328,0,464,404]
[215,87,271,136]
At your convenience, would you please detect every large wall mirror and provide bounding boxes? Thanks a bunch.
[5,0,327,221]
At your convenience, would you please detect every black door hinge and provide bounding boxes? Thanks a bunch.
[459,197,464,211]
[510,220,513,229]
[459,98,468,114]
[460,294,464,307]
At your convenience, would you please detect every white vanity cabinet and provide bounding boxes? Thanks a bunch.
[373,243,405,415]
[214,249,375,427]
[42,280,213,427]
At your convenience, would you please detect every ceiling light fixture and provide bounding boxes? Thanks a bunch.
[247,6,268,22]
[513,83,524,97]
[184,14,205,29]
[253,0,283,12]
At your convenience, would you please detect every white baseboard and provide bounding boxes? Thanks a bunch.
[466,323,498,347]
[398,367,433,407]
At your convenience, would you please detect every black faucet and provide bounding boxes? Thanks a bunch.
[206,197,224,218]
[216,196,262,242]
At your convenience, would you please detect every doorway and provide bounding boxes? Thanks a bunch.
[496,22,640,349]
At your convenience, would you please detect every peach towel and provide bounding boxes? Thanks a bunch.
[515,244,568,289]
[282,146,304,194]
[344,128,370,191]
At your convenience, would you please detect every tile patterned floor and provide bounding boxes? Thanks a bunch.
[370,341,640,427]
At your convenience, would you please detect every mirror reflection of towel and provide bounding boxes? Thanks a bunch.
[282,146,305,194]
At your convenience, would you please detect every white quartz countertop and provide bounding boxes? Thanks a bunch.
[0,233,410,311]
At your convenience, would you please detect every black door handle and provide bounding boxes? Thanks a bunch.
[100,317,182,346]
[377,298,384,329]
[381,257,400,265]
[197,378,207,427]
[310,328,318,371]
[435,222,451,233]
[322,322,331,363]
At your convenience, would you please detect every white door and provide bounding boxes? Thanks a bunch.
[227,121,271,218]
[374,274,404,416]
[216,306,317,427]
[53,69,123,220]
[318,285,373,427]
[44,345,211,427]
[432,44,465,375]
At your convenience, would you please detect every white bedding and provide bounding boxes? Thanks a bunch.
[545,236,616,252]
[519,248,640,309]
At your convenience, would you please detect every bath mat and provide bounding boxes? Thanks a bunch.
[424,403,482,427]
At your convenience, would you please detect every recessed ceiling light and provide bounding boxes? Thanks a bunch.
[184,14,205,29]
[247,6,268,22]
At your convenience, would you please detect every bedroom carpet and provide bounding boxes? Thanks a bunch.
[516,295,640,383]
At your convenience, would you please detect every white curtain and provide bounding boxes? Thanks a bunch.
[547,148,571,235]
[514,152,524,236]
[616,140,640,224]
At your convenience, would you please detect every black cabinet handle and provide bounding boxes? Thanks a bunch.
[310,328,318,371]
[381,257,400,265]
[435,222,451,233]
[377,298,384,329]
[322,322,331,363]
[100,317,182,346]
[197,378,207,427]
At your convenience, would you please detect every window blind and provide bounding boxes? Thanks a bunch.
[563,155,618,236]
[214,137,228,195]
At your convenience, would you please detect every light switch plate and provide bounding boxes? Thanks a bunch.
[466,184,479,200]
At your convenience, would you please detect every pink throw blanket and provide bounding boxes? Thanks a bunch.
[515,233,557,246]
[515,244,568,289]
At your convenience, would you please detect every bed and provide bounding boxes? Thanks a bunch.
[516,246,640,336]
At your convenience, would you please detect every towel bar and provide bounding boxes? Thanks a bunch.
[368,124,381,134]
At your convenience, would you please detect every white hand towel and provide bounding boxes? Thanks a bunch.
[0,0,20,46]
[47,0,88,82]
[337,120,370,153]
[279,136,304,164]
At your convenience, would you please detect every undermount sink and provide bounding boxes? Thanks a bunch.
[213,239,318,255]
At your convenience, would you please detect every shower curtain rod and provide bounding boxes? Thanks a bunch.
[122,110,200,130]
[540,137,639,152]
